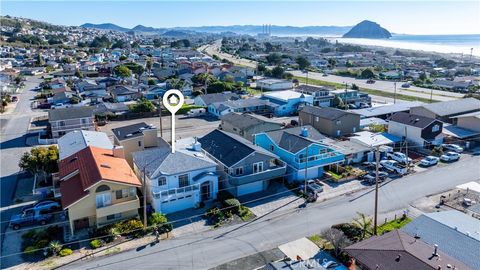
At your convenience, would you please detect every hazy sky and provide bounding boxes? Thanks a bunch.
[2,1,479,35]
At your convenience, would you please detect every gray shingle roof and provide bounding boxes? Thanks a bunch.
[112,122,156,141]
[48,106,94,121]
[415,98,480,117]
[389,112,438,128]
[265,126,325,153]
[220,113,281,130]
[132,147,216,178]
[300,105,354,121]
[402,211,480,269]
[198,93,239,106]
[199,129,276,167]
[211,98,273,111]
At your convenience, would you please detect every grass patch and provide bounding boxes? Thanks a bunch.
[307,234,330,249]
[40,260,56,267]
[326,170,343,180]
[377,217,412,235]
[239,206,255,222]
[246,87,262,96]
[177,104,205,115]
[104,247,121,255]
[294,76,439,103]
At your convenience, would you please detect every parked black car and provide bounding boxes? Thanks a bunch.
[362,171,389,184]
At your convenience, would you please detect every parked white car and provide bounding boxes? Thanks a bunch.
[442,144,463,153]
[380,160,407,174]
[387,152,412,164]
[440,151,460,162]
[419,156,439,167]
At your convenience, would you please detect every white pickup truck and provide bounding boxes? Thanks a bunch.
[380,160,407,175]
[386,152,412,164]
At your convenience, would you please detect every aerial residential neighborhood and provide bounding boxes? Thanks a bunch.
[1,1,480,270]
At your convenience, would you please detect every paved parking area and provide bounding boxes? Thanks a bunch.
[98,115,220,142]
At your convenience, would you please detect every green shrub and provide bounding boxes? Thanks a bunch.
[22,230,36,239]
[90,239,104,249]
[223,198,241,214]
[59,248,73,257]
[149,213,167,226]
[35,239,50,248]
[49,240,63,255]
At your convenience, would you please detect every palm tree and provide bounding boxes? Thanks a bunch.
[49,240,62,256]
[352,212,373,239]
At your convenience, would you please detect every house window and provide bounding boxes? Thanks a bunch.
[59,121,65,127]
[336,130,341,136]
[315,116,319,122]
[81,118,88,124]
[116,188,134,200]
[353,127,357,133]
[235,167,244,176]
[432,124,440,132]
[269,158,276,167]
[178,174,189,188]
[158,177,166,186]
[269,145,274,151]
[106,213,121,221]
[138,141,142,147]
[96,193,112,208]
[336,120,341,125]
[253,162,264,173]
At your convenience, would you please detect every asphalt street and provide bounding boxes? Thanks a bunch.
[0,76,45,266]
[60,154,480,270]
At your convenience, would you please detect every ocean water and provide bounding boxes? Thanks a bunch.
[331,34,480,56]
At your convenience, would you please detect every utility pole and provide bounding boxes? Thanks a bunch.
[344,82,348,110]
[404,126,409,173]
[159,99,163,138]
[304,144,309,194]
[430,89,433,103]
[373,145,380,235]
[143,167,147,230]
[306,70,309,85]
[393,82,397,104]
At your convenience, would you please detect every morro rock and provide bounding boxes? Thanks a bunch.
[343,20,392,39]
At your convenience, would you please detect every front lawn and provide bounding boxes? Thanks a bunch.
[376,216,412,235]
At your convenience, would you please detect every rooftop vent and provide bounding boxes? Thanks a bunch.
[433,244,439,257]
[125,133,132,137]
[100,164,111,168]
[300,127,309,137]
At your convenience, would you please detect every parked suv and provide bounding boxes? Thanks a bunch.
[22,200,60,214]
[441,144,463,153]
[10,210,53,230]
[440,151,460,162]
[387,152,412,164]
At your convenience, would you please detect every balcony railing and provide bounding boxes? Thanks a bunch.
[152,183,200,202]
[96,196,140,218]
[294,151,343,164]
[227,165,287,186]
[51,122,95,131]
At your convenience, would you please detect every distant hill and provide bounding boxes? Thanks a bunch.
[342,20,391,39]
[79,23,352,36]
[81,23,130,32]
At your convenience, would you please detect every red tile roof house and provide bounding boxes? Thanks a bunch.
[59,146,141,236]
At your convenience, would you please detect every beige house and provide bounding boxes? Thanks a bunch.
[299,105,360,138]
[112,122,158,167]
[219,112,283,142]
[59,146,141,235]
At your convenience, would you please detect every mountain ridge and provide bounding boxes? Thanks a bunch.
[342,20,392,39]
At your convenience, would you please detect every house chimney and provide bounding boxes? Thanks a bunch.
[300,127,309,137]
[192,137,202,152]
[113,146,125,159]
[433,244,439,256]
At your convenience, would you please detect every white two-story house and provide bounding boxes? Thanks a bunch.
[132,140,218,214]
[48,107,95,139]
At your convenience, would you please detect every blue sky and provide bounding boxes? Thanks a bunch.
[2,1,479,35]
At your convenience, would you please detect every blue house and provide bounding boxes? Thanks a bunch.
[261,90,313,116]
[254,126,344,181]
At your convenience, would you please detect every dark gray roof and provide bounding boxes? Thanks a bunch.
[197,93,239,106]
[132,147,216,178]
[211,98,273,111]
[265,126,325,153]
[415,98,480,117]
[296,84,333,94]
[112,122,156,141]
[345,230,471,270]
[94,102,129,114]
[221,113,281,130]
[300,105,356,121]
[402,211,480,269]
[389,112,438,128]
[111,86,138,95]
[199,129,275,167]
[48,106,94,121]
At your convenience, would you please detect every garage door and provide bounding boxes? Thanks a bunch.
[237,181,264,196]
[160,195,195,214]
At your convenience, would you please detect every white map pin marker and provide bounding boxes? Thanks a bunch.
[163,89,184,153]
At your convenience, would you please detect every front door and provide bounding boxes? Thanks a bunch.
[201,182,211,201]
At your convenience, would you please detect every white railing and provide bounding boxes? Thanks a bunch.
[152,183,200,202]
